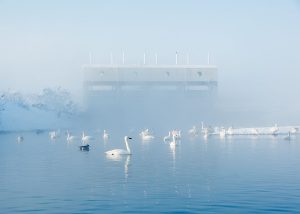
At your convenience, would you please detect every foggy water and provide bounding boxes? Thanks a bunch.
[1,129,300,213]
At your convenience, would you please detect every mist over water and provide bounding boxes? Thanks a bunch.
[1,1,300,213]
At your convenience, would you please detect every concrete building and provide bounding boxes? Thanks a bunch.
[82,63,218,126]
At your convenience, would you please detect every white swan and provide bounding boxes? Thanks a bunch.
[67,131,77,142]
[103,130,109,140]
[251,128,259,135]
[105,136,132,156]
[164,132,172,142]
[227,127,234,135]
[169,133,177,148]
[219,127,226,138]
[17,136,24,143]
[142,134,154,141]
[140,129,154,141]
[139,129,150,136]
[203,127,210,139]
[284,132,291,141]
[270,124,279,135]
[49,131,58,140]
[290,127,299,134]
[82,132,93,144]
[189,126,198,136]
[172,130,181,140]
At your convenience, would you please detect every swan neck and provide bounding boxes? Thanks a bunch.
[125,139,131,153]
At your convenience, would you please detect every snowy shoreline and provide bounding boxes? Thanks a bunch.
[0,88,80,131]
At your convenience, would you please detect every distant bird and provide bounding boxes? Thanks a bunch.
[188,126,198,137]
[251,128,259,135]
[103,130,109,140]
[169,133,177,148]
[17,136,24,143]
[201,121,205,131]
[227,127,234,135]
[49,131,58,140]
[290,127,299,134]
[219,127,226,138]
[270,124,279,135]
[66,131,77,142]
[284,132,291,141]
[140,129,154,141]
[139,129,150,137]
[105,136,132,156]
[172,130,181,140]
[203,128,210,139]
[35,129,44,135]
[82,132,93,144]
[79,144,90,151]
[142,134,154,141]
[164,131,172,142]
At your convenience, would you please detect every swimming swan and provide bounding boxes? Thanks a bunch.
[284,132,291,141]
[67,131,77,142]
[172,130,181,140]
[270,124,279,135]
[164,132,172,142]
[105,136,132,156]
[103,130,109,140]
[189,126,198,136]
[17,136,24,143]
[82,132,93,143]
[219,127,226,138]
[49,131,58,140]
[140,129,154,141]
[169,133,177,148]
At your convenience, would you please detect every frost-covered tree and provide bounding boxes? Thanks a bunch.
[33,87,78,117]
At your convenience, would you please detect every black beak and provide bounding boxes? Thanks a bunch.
[128,137,132,139]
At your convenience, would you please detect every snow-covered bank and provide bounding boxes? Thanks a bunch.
[0,88,81,131]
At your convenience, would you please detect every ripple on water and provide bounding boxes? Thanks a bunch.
[1,132,300,213]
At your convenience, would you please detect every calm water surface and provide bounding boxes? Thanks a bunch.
[1,130,300,213]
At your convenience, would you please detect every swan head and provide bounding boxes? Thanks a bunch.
[124,136,132,141]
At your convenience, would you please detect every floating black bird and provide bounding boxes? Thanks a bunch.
[79,144,90,151]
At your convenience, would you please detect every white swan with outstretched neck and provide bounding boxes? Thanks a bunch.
[105,136,132,156]
[103,130,109,140]
[169,133,177,148]
[82,132,93,144]
[284,132,291,141]
[67,131,77,142]
[164,132,172,142]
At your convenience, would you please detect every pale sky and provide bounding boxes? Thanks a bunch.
[0,0,299,103]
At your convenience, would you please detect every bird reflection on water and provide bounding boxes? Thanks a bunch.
[106,153,131,179]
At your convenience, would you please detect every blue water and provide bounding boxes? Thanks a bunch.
[1,130,300,213]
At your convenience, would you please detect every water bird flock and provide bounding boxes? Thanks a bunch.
[27,123,298,154]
